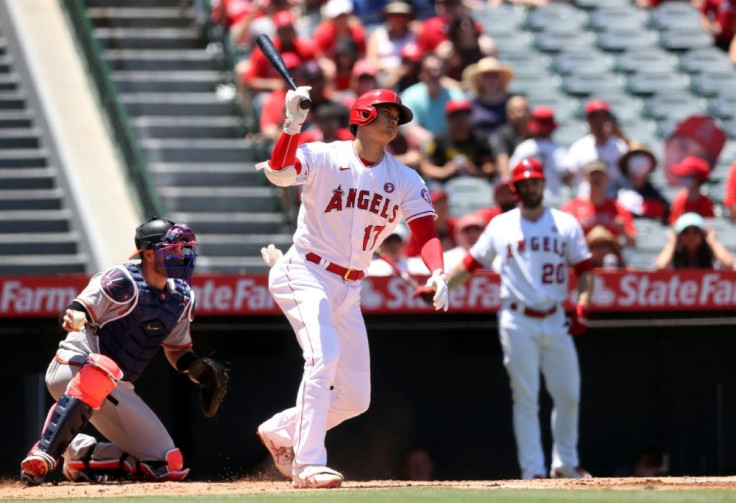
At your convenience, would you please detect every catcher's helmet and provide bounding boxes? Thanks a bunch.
[349,89,413,135]
[511,158,545,183]
[134,216,176,252]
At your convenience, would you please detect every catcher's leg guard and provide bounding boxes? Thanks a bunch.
[126,448,190,482]
[20,355,121,485]
[63,435,135,483]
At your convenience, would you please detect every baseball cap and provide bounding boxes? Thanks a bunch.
[383,1,414,16]
[670,155,710,182]
[427,182,448,203]
[668,115,726,165]
[674,212,705,234]
[456,212,486,232]
[300,60,324,81]
[400,42,422,63]
[445,98,473,116]
[322,0,353,18]
[281,52,301,70]
[585,99,610,115]
[527,106,558,135]
[273,9,294,28]
[583,159,608,175]
[351,59,378,78]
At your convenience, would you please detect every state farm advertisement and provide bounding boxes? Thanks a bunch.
[2,270,736,318]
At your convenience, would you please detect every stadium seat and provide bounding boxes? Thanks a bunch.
[707,96,736,120]
[551,49,615,76]
[588,7,648,32]
[614,48,678,75]
[659,28,714,52]
[642,93,707,121]
[443,177,494,217]
[690,71,736,99]
[525,3,588,32]
[678,47,734,75]
[597,29,660,52]
[534,31,597,53]
[561,73,626,97]
[625,72,690,97]
[575,0,633,10]
[493,31,536,55]
[648,2,703,31]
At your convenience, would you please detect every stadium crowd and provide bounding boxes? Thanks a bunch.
[209,0,736,272]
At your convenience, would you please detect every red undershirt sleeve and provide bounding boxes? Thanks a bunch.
[461,253,484,273]
[573,258,593,275]
[407,216,445,273]
[268,130,302,173]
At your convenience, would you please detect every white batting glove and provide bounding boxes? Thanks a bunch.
[283,86,311,135]
[260,244,283,268]
[426,269,449,311]
[64,309,87,331]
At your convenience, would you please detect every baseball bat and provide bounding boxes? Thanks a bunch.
[255,34,311,110]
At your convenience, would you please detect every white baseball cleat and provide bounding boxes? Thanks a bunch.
[256,427,294,480]
[20,451,56,485]
[292,465,344,489]
[550,465,592,479]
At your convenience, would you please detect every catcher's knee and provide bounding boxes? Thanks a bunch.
[126,448,190,482]
[66,354,122,409]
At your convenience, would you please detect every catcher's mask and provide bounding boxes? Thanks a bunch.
[155,224,198,284]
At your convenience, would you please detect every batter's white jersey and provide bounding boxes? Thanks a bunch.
[469,207,591,308]
[293,140,435,270]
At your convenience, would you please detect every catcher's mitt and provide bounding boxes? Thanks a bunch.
[187,357,229,418]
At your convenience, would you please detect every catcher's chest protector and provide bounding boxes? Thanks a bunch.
[98,264,192,381]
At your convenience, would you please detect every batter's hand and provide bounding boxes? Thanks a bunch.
[566,304,589,336]
[425,269,449,311]
[260,244,283,268]
[284,86,311,134]
[62,309,87,331]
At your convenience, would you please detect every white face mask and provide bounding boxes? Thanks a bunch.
[627,153,653,177]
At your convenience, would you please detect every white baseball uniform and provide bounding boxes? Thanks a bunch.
[258,140,436,469]
[468,207,591,479]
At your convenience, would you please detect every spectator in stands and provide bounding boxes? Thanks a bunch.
[668,156,716,224]
[490,94,530,178]
[401,54,467,148]
[462,57,514,140]
[655,212,734,270]
[366,1,419,88]
[332,38,362,94]
[477,177,517,224]
[563,99,628,198]
[699,0,736,54]
[388,42,424,92]
[417,0,469,53]
[662,115,726,187]
[314,0,366,59]
[442,211,487,270]
[509,106,570,204]
[615,142,670,223]
[340,59,380,106]
[257,52,305,142]
[561,159,637,248]
[299,102,354,144]
[367,224,411,276]
[421,98,496,182]
[722,162,736,223]
[405,183,456,256]
[586,225,626,270]
[435,12,496,84]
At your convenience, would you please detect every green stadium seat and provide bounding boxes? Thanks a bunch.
[525,3,588,31]
[551,49,615,76]
[659,28,714,52]
[678,47,734,74]
[614,48,678,75]
[534,31,597,53]
[648,2,703,31]
[561,73,625,97]
[690,71,736,99]
[588,7,648,32]
[625,72,690,97]
[597,29,660,52]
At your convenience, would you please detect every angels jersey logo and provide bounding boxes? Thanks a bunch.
[384,182,395,193]
[324,185,400,222]
[420,188,431,205]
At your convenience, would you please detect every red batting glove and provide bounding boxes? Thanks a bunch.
[413,286,436,305]
[566,304,589,337]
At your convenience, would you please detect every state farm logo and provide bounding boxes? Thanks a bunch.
[591,276,616,307]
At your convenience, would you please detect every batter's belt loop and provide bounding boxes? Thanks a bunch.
[305,252,365,281]
[509,302,557,319]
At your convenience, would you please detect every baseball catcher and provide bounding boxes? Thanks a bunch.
[20,217,228,485]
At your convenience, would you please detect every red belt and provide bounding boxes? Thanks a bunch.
[305,252,365,281]
[509,302,557,318]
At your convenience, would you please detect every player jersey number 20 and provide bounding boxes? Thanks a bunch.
[541,263,566,284]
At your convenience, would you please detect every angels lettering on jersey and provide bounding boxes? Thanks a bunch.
[324,185,400,223]
[507,233,568,260]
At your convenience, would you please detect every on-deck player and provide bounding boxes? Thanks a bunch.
[445,158,595,480]
[20,217,226,485]
[255,86,449,488]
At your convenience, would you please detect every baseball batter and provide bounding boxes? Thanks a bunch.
[255,87,449,488]
[20,218,228,485]
[446,158,595,480]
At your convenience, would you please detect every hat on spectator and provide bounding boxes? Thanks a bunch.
[667,115,726,166]
[322,0,353,18]
[400,42,423,63]
[281,52,302,70]
[586,225,621,254]
[674,212,705,234]
[455,212,486,234]
[462,57,514,94]
[383,1,414,16]
[334,36,359,56]
[427,182,448,203]
[584,99,610,116]
[351,59,378,78]
[527,106,558,135]
[445,98,472,116]
[618,141,657,176]
[300,60,324,81]
[583,159,608,175]
[670,155,710,182]
[273,10,294,28]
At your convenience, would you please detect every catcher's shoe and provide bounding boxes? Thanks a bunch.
[550,465,592,479]
[257,427,294,480]
[292,465,343,489]
[20,451,56,485]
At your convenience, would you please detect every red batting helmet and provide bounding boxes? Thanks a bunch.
[511,158,545,183]
[349,89,413,133]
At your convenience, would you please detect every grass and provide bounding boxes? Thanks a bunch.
[15,489,736,503]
